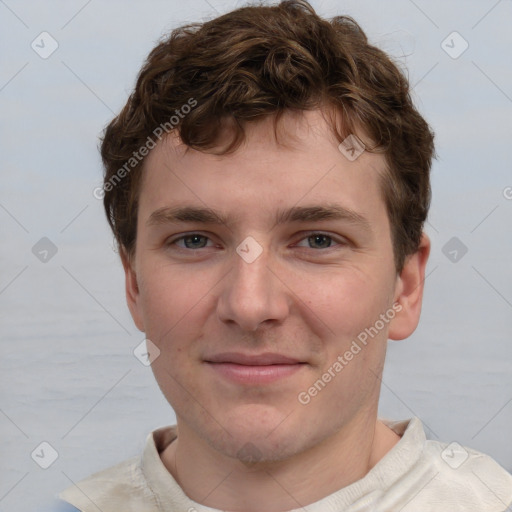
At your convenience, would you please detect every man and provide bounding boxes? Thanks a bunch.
[59,1,512,510]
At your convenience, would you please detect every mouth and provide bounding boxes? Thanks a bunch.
[204,352,307,385]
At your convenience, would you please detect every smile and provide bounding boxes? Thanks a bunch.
[204,352,307,385]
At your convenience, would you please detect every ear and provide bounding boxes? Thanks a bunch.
[388,232,430,341]
[120,247,145,332]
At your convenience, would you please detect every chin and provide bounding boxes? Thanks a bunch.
[216,431,305,465]
[201,404,314,463]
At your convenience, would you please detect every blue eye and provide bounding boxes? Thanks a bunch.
[295,233,343,250]
[304,234,334,249]
[172,234,212,249]
[166,232,345,252]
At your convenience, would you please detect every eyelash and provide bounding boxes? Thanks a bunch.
[166,232,348,252]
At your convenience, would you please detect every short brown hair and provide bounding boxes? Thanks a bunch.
[100,0,435,272]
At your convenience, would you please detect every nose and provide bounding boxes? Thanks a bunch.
[216,244,290,331]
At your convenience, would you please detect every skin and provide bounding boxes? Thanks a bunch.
[121,108,430,511]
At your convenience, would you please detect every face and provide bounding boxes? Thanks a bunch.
[123,109,428,462]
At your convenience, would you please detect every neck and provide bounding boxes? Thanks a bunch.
[160,413,401,512]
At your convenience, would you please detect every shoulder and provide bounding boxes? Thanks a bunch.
[413,438,512,511]
[58,456,159,512]
[58,426,178,512]
[380,418,512,511]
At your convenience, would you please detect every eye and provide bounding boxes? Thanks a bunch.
[295,233,345,250]
[169,233,213,250]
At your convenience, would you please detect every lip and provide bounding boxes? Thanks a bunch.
[204,352,307,385]
[205,352,303,365]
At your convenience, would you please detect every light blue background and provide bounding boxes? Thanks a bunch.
[1,1,511,510]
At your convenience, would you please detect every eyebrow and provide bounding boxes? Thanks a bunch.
[146,204,372,233]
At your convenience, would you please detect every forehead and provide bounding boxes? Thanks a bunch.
[138,109,388,231]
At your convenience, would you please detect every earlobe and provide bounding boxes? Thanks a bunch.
[388,233,431,341]
[120,248,145,332]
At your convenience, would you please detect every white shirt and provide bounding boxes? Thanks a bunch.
[59,417,512,511]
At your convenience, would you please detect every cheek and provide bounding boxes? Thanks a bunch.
[138,266,199,342]
[295,271,391,411]
[294,268,392,343]
[139,268,211,406]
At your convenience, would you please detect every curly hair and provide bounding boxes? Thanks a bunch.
[100,0,435,272]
